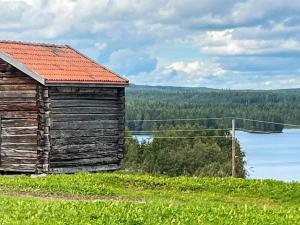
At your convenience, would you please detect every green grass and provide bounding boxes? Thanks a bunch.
[0,172,299,224]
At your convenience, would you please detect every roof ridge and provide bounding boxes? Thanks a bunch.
[0,40,67,48]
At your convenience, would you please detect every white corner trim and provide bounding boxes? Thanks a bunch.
[0,52,45,85]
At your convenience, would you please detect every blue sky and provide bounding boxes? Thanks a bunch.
[1,0,300,89]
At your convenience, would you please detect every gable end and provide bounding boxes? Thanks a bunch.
[0,52,45,85]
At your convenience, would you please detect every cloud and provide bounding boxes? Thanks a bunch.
[127,60,225,87]
[196,28,300,56]
[1,0,300,89]
[163,61,224,78]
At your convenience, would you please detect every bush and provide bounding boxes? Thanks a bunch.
[123,125,246,178]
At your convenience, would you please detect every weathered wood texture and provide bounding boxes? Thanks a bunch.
[36,85,50,173]
[48,87,125,173]
[0,60,38,173]
[0,59,126,174]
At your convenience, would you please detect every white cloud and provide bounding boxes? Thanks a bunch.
[1,0,300,89]
[127,60,225,87]
[196,28,300,56]
[164,61,224,78]
[95,42,107,51]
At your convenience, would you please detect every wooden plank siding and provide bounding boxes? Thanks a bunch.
[0,59,126,174]
[0,59,38,173]
[48,87,125,174]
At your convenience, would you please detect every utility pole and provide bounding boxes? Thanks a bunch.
[232,118,237,178]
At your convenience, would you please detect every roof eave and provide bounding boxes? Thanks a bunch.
[45,81,129,88]
[0,52,45,85]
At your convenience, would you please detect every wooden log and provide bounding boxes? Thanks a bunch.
[35,85,50,174]
[51,99,121,108]
[50,150,118,160]
[0,102,37,111]
[117,152,124,159]
[1,134,37,144]
[2,127,37,135]
[49,87,117,95]
[50,143,111,152]
[49,164,120,174]
[51,120,118,130]
[0,115,2,164]
[43,89,49,98]
[0,164,36,172]
[50,95,118,101]
[1,119,37,127]
[51,136,119,145]
[51,114,121,122]
[0,150,37,158]
[0,70,29,77]
[42,164,49,172]
[0,90,36,98]
[0,84,36,91]
[51,112,122,121]
[51,142,118,153]
[1,111,37,119]
[51,106,120,114]
[0,76,35,85]
[0,157,37,164]
[0,97,36,103]
[50,157,120,167]
[1,143,37,151]
[50,129,118,138]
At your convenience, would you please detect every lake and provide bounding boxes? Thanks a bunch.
[133,129,300,182]
[236,129,300,182]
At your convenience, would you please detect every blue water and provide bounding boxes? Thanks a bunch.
[236,129,300,181]
[133,129,300,181]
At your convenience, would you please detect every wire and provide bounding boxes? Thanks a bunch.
[235,117,300,128]
[126,116,300,128]
[238,128,277,133]
[125,136,230,139]
[126,117,233,122]
[125,128,229,133]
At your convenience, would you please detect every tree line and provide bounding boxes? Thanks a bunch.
[125,85,300,132]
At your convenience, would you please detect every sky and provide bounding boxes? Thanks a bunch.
[1,0,300,89]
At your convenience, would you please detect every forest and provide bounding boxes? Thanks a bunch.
[126,85,300,132]
[123,85,300,177]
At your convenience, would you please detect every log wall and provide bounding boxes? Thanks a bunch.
[0,59,38,173]
[36,85,50,173]
[0,59,126,174]
[48,86,125,173]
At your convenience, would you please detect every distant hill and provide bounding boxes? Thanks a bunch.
[126,85,300,132]
[128,84,300,93]
[128,84,216,93]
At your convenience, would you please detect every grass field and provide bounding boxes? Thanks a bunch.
[0,172,299,225]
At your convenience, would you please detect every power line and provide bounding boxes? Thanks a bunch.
[235,117,300,128]
[125,128,229,133]
[126,117,232,122]
[238,128,277,133]
[126,116,300,128]
[125,136,230,139]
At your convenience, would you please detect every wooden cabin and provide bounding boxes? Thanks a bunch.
[0,40,128,174]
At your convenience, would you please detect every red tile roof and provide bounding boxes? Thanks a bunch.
[0,40,128,85]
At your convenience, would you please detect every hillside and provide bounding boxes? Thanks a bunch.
[126,85,300,132]
[0,172,299,224]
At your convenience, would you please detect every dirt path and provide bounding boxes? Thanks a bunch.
[0,189,145,203]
